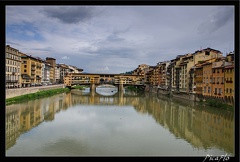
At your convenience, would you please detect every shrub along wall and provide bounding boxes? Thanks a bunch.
[6,84,65,99]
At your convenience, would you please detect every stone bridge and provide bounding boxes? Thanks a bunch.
[64,73,145,91]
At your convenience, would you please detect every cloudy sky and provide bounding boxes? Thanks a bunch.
[6,5,234,74]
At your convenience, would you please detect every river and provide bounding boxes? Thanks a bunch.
[5,86,234,157]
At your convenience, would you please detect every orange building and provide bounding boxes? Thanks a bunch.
[194,64,203,95]
[212,60,225,99]
[202,62,213,97]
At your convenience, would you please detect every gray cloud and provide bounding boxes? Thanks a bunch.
[198,7,234,34]
[6,6,235,74]
[106,34,125,42]
[42,6,96,24]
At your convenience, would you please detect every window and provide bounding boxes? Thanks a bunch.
[219,88,222,94]
[226,88,228,93]
[24,65,27,68]
[215,88,217,94]
[230,89,232,93]
[208,87,211,93]
[24,70,27,72]
[204,87,206,93]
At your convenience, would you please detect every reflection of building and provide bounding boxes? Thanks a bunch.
[6,90,234,155]
[6,107,21,150]
[134,94,234,154]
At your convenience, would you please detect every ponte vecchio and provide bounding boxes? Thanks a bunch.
[64,73,145,91]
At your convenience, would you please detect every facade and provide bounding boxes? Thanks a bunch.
[178,53,194,93]
[212,59,226,99]
[20,54,43,87]
[224,64,234,104]
[55,65,61,84]
[42,61,51,85]
[202,62,213,97]
[133,64,150,84]
[5,45,22,88]
[58,63,70,83]
[46,57,56,83]
[193,48,223,65]
[194,64,203,95]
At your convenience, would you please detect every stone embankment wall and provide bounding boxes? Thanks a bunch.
[6,84,65,99]
[146,85,233,105]
[147,86,197,101]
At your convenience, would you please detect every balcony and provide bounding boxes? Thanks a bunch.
[6,80,18,83]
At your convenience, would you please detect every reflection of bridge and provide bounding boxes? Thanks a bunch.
[64,73,145,91]
[70,90,145,106]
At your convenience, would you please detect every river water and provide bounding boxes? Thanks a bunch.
[5,87,235,157]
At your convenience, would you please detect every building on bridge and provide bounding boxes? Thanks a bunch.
[64,73,145,91]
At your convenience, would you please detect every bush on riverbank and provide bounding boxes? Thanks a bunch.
[203,98,234,110]
[126,86,144,92]
[6,88,70,105]
[71,85,86,90]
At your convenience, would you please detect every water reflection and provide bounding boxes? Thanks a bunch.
[96,86,118,96]
[6,89,234,156]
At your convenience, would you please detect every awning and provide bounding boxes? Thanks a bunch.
[21,74,30,79]
[36,75,42,80]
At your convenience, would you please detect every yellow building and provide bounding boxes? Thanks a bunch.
[21,54,43,87]
[5,45,22,88]
[224,64,234,105]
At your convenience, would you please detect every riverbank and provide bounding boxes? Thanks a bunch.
[147,85,234,110]
[6,84,65,99]
[6,87,70,105]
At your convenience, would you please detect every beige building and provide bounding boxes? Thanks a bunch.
[46,57,56,83]
[5,45,22,88]
[193,48,223,65]
[133,64,150,84]
[177,53,194,93]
